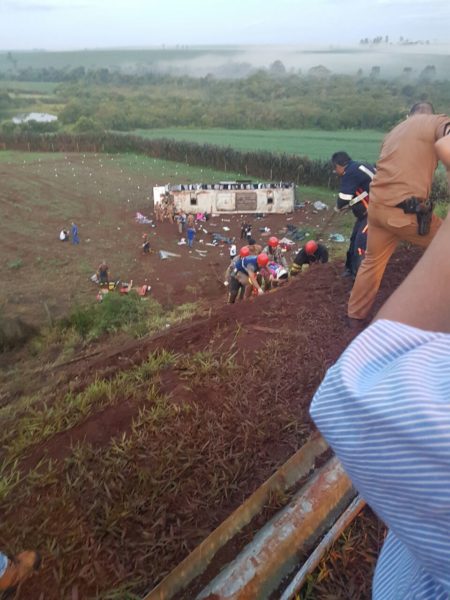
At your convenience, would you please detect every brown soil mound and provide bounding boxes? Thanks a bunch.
[1,246,421,599]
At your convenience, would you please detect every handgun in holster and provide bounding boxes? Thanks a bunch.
[396,196,434,236]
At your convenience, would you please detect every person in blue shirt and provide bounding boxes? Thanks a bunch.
[233,252,269,299]
[331,151,376,277]
[71,222,80,245]
[310,180,450,600]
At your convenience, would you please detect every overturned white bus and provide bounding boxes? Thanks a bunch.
[153,181,295,214]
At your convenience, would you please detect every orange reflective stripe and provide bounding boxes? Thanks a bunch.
[362,225,368,234]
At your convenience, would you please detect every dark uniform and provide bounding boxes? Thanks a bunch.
[290,244,329,275]
[336,160,376,276]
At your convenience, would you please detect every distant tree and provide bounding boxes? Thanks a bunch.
[6,52,18,70]
[370,66,381,78]
[59,101,87,125]
[21,119,59,133]
[72,116,103,133]
[269,60,287,77]
[419,65,436,83]
[1,120,17,134]
[308,65,331,79]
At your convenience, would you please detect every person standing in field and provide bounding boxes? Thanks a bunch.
[186,213,196,248]
[331,151,376,278]
[348,102,450,322]
[97,260,109,286]
[71,222,80,245]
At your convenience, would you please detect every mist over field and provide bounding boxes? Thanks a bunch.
[1,44,450,80]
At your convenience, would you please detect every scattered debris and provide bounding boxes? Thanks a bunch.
[329,233,346,243]
[135,212,153,224]
[313,201,328,211]
[159,250,181,260]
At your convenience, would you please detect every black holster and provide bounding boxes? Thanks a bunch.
[396,197,434,236]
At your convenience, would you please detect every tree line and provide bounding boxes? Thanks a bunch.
[1,68,450,132]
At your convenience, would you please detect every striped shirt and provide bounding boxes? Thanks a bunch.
[310,319,450,599]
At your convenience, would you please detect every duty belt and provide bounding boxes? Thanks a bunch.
[396,196,434,236]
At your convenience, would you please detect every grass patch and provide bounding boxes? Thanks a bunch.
[7,258,23,270]
[0,349,179,461]
[58,292,199,342]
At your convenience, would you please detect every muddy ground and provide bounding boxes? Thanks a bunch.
[0,244,421,599]
[0,153,422,599]
[0,152,348,327]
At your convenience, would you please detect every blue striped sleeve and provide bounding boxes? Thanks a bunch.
[310,319,450,599]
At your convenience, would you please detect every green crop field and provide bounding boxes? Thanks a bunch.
[132,128,385,162]
[0,80,59,93]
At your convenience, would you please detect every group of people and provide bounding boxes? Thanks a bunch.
[15,101,450,598]
[224,236,329,303]
[59,222,79,244]
[154,192,176,223]
[332,101,450,323]
[313,101,450,599]
[223,101,450,598]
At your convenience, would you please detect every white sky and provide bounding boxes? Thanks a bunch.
[0,0,449,50]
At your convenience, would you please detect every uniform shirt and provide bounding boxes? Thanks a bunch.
[263,245,287,267]
[337,160,376,220]
[235,255,261,275]
[370,114,450,207]
[293,244,329,266]
[310,319,450,599]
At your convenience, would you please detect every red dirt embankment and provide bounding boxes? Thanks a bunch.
[2,247,420,599]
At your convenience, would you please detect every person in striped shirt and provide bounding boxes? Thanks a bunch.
[310,162,450,600]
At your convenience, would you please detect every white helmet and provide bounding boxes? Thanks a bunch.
[276,266,288,280]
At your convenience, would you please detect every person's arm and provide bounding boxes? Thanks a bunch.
[375,208,450,332]
[247,268,264,295]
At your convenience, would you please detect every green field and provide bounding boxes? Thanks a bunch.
[0,80,59,93]
[132,128,384,162]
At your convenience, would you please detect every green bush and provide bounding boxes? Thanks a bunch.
[64,292,146,339]
[7,258,23,270]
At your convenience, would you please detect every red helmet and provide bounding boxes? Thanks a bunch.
[257,252,269,267]
[304,240,318,255]
[239,246,250,258]
[268,236,279,248]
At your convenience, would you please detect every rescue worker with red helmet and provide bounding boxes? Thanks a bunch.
[262,236,288,268]
[232,252,269,300]
[224,246,250,303]
[290,240,329,276]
